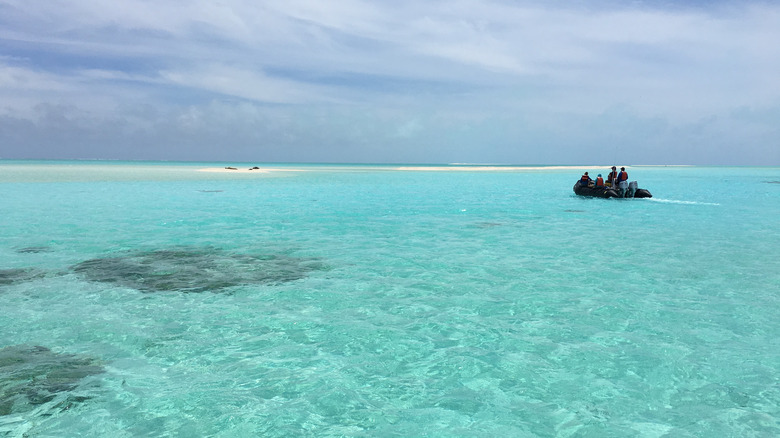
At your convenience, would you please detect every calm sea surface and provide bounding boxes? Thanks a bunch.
[1,161,778,437]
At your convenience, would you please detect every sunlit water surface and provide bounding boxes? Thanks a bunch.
[1,162,778,437]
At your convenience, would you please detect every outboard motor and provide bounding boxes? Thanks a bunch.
[628,181,638,198]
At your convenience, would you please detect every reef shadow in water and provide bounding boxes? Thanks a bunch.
[71,247,324,293]
[0,268,45,286]
[0,345,104,417]
[472,222,503,229]
[15,246,52,254]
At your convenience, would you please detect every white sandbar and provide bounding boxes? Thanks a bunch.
[394,165,622,172]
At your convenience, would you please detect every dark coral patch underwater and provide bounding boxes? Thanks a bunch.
[15,246,52,254]
[0,268,45,287]
[71,247,324,293]
[0,345,104,417]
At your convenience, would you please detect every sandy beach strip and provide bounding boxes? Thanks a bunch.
[394,165,622,172]
[198,167,306,173]
[199,165,625,173]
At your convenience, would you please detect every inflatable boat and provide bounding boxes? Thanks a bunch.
[573,181,652,198]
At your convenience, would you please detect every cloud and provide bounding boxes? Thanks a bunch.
[0,0,778,164]
[159,65,339,104]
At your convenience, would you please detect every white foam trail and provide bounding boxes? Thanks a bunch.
[648,198,720,206]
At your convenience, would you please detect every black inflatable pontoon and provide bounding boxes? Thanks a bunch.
[573,181,652,198]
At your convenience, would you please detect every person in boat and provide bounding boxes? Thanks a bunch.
[617,167,629,197]
[595,174,604,187]
[580,172,592,187]
[607,166,618,187]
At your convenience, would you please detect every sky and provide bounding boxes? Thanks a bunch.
[1,0,779,165]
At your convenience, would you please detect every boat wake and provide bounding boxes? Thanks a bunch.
[648,198,720,206]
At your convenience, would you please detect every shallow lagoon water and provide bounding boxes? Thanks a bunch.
[1,162,778,436]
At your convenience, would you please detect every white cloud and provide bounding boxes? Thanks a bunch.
[159,65,337,104]
[0,64,70,92]
[1,0,779,164]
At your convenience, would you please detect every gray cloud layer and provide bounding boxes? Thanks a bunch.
[1,0,779,164]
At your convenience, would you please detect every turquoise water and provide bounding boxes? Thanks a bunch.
[1,162,778,437]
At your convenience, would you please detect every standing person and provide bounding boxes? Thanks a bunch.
[607,166,618,187]
[617,167,629,197]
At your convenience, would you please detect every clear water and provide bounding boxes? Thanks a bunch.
[1,161,778,437]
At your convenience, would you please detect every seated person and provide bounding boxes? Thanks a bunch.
[580,172,592,186]
[595,174,604,187]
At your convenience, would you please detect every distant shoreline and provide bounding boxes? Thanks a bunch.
[0,161,771,183]
[198,167,305,173]
[199,164,622,173]
[394,165,612,171]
